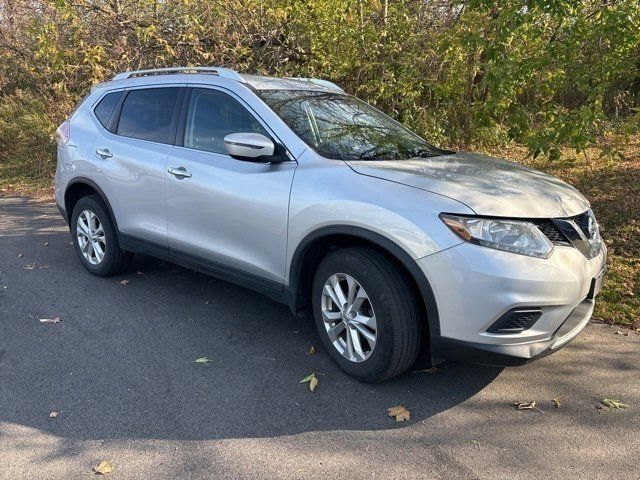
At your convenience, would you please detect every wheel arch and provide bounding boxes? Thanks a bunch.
[288,225,440,337]
[64,177,120,239]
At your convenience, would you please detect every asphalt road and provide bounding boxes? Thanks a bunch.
[0,196,638,479]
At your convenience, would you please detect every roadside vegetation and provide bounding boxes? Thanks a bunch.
[0,0,638,326]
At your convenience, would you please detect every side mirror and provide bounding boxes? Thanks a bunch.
[224,133,285,163]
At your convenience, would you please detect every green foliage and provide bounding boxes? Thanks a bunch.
[0,0,639,183]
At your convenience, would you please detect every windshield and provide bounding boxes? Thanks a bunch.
[257,90,445,161]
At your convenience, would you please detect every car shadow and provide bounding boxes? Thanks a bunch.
[0,196,502,441]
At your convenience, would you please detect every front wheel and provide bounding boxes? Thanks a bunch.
[312,247,422,382]
[71,195,133,276]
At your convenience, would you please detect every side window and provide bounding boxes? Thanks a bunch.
[94,91,123,131]
[183,88,269,154]
[117,88,180,144]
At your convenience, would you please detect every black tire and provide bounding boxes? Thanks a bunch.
[70,195,133,276]
[312,247,422,382]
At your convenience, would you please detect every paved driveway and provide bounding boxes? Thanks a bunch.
[0,196,638,479]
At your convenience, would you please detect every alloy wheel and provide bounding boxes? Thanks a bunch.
[76,209,106,265]
[321,273,377,362]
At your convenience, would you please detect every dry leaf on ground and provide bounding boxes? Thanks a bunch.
[49,411,58,418]
[299,373,318,392]
[513,401,544,413]
[552,398,561,408]
[119,280,130,285]
[387,405,411,421]
[307,346,316,355]
[194,356,212,365]
[413,366,441,374]
[17,253,23,258]
[601,398,629,409]
[24,262,37,270]
[92,460,113,475]
[39,317,61,324]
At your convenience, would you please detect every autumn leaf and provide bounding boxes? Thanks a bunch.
[17,253,24,258]
[601,398,629,409]
[49,411,58,418]
[387,405,411,422]
[119,280,130,286]
[24,262,37,270]
[299,373,318,392]
[194,356,212,365]
[39,317,61,324]
[552,398,561,408]
[513,401,544,413]
[92,460,113,475]
[307,346,316,355]
[413,366,441,374]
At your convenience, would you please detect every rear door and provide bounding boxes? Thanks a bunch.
[165,86,297,287]
[91,85,184,249]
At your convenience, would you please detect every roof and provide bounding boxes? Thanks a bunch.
[100,66,345,94]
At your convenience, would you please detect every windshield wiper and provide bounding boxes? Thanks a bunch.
[411,148,440,158]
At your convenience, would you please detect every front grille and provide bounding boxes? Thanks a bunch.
[568,212,591,237]
[487,308,542,334]
[532,220,570,245]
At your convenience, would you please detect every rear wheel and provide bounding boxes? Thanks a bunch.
[312,247,422,382]
[71,195,133,276]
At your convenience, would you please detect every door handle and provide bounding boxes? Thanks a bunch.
[168,166,192,179]
[95,147,113,158]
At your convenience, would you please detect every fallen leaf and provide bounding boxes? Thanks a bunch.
[194,356,212,365]
[307,346,316,355]
[470,439,480,448]
[552,398,561,408]
[93,460,113,475]
[136,271,143,275]
[39,317,61,324]
[513,401,544,413]
[49,411,58,418]
[413,366,441,374]
[39,242,49,246]
[119,280,130,286]
[18,253,24,258]
[299,373,318,392]
[387,405,411,422]
[204,301,211,305]
[24,262,37,270]
[601,398,629,409]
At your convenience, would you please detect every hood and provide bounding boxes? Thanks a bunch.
[347,152,589,218]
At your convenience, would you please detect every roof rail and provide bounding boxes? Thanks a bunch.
[112,66,245,82]
[287,77,344,93]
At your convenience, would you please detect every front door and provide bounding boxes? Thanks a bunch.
[165,87,297,287]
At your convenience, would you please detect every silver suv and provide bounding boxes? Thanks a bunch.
[55,66,607,382]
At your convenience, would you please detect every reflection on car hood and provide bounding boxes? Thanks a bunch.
[347,152,590,218]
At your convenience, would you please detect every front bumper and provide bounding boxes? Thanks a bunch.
[431,297,595,366]
[418,241,607,366]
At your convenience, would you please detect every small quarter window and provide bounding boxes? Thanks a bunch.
[117,88,180,144]
[94,91,123,130]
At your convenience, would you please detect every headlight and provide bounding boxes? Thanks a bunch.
[440,214,554,258]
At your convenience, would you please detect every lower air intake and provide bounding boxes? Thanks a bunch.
[487,308,542,334]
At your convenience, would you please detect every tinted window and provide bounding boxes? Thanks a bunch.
[117,88,180,143]
[258,90,443,161]
[184,88,268,154]
[94,91,123,130]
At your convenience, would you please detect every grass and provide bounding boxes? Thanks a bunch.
[1,138,638,327]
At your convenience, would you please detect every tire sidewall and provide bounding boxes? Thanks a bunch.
[71,196,119,276]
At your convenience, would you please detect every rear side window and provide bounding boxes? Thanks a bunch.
[183,88,268,154]
[94,91,123,130]
[117,88,180,144]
